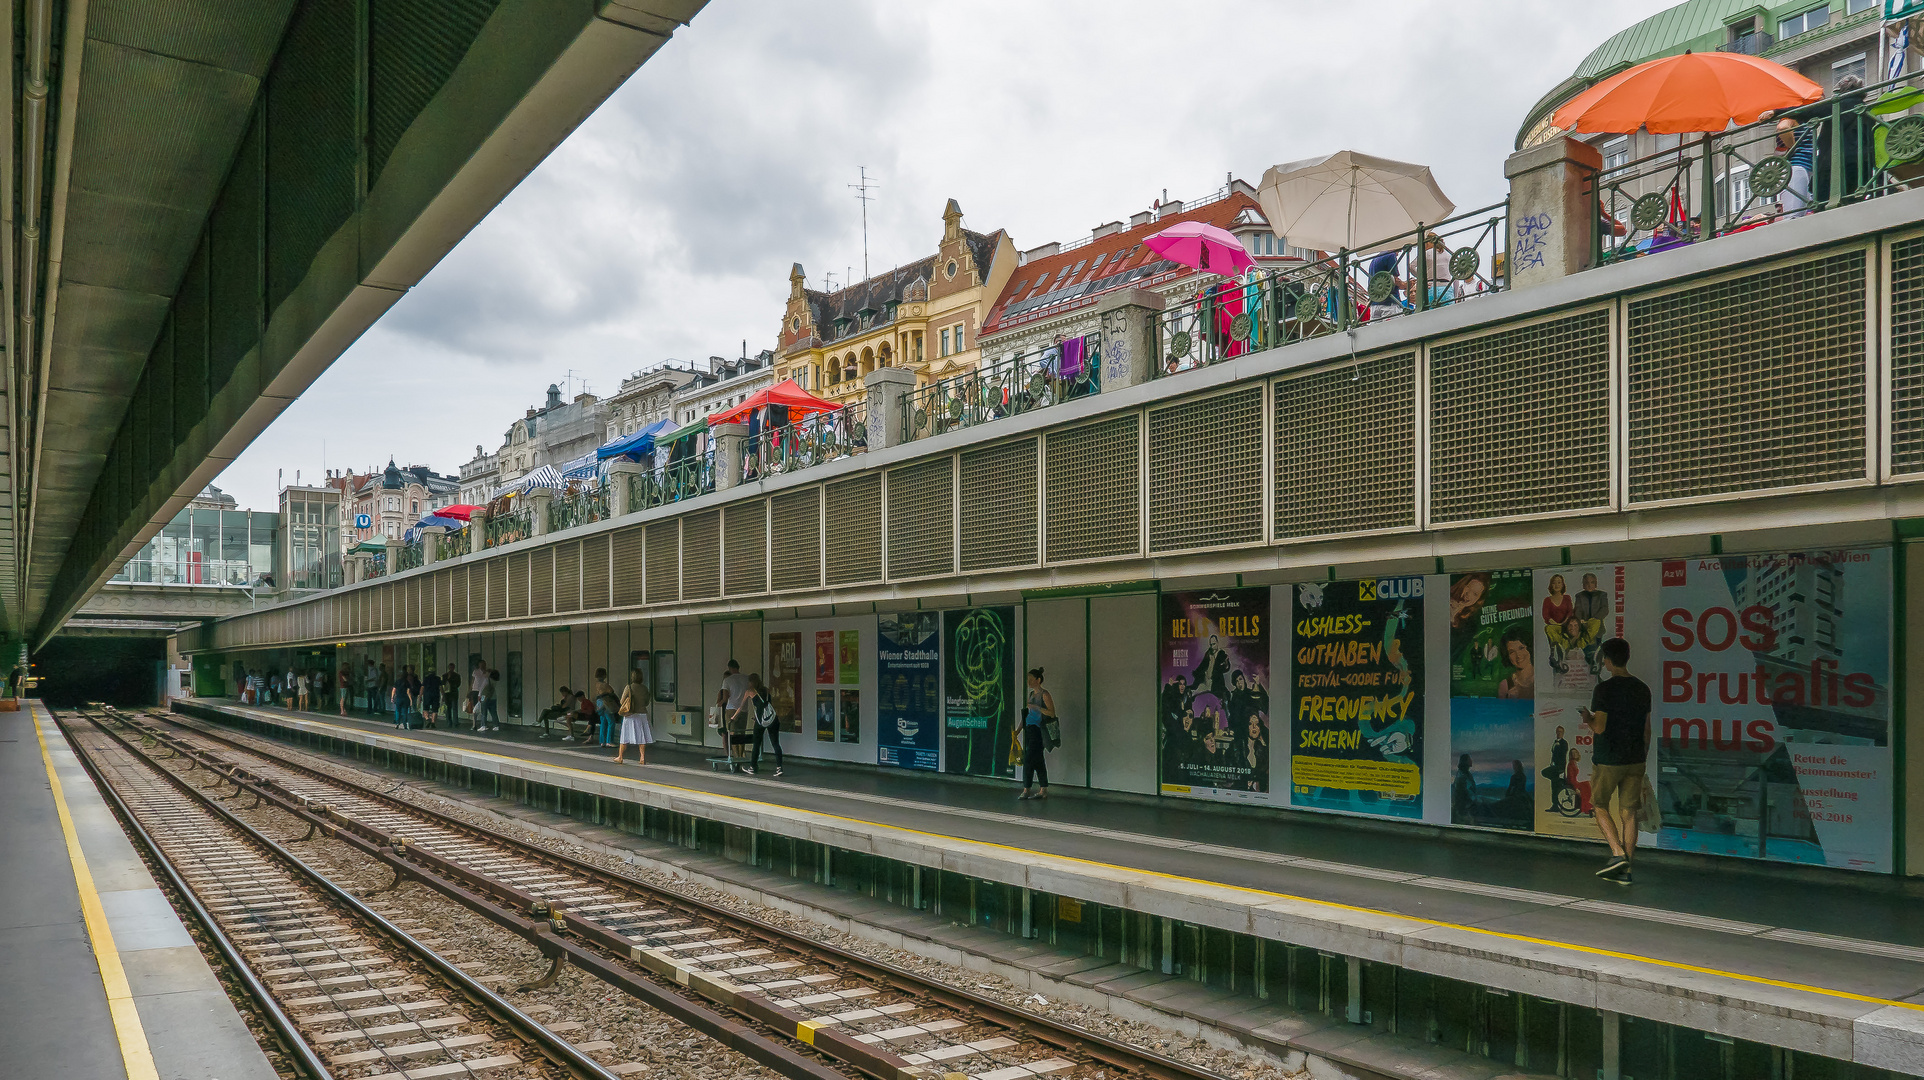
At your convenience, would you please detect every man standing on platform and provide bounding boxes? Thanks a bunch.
[1579,638,1650,885]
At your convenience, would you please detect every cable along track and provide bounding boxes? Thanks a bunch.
[119,707,1234,1080]
[60,709,627,1080]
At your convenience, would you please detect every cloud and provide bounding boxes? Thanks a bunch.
[217,0,1676,508]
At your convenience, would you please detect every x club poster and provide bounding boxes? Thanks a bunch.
[943,607,1017,778]
[1448,570,1534,831]
[1654,549,1891,871]
[877,613,941,771]
[767,633,803,734]
[1531,565,1631,838]
[1158,589,1271,802]
[1290,577,1424,819]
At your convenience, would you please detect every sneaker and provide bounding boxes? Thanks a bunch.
[772,768,783,778]
[562,735,573,742]
[1610,868,1633,886]
[1595,856,1628,878]
[745,766,757,775]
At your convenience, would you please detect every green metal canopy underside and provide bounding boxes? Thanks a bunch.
[15,0,707,648]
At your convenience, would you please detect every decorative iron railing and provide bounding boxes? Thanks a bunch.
[395,541,424,572]
[899,348,1100,445]
[484,509,533,549]
[549,485,611,532]
[625,445,716,511]
[745,402,867,480]
[1593,71,1924,265]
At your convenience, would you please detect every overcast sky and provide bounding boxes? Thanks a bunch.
[215,0,1676,509]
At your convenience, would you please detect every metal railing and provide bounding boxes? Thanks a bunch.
[367,552,387,578]
[485,509,533,549]
[549,485,611,532]
[745,403,866,480]
[900,348,1100,445]
[112,558,256,587]
[626,445,716,511]
[1594,70,1924,265]
[1155,201,1509,375]
[395,541,424,572]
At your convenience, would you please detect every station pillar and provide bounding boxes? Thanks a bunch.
[863,367,916,449]
[1094,287,1165,392]
[607,461,643,515]
[713,422,748,491]
[1504,136,1603,291]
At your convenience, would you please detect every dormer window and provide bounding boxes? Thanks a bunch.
[884,300,899,320]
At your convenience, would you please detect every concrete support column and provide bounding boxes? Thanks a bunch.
[384,538,403,573]
[863,366,916,449]
[469,513,487,555]
[1094,287,1165,392]
[529,490,554,537]
[713,422,747,491]
[607,460,643,516]
[1503,136,1603,291]
[1600,1009,1620,1080]
[422,526,447,565]
[344,555,361,584]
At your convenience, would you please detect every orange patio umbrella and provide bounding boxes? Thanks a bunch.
[1552,51,1822,135]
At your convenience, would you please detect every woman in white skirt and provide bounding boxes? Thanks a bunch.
[614,668,654,765]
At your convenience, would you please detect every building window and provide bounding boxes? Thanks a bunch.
[940,328,950,357]
[1832,52,1867,86]
[953,323,965,351]
[1601,137,1630,171]
[1846,0,1875,12]
[1778,6,1829,39]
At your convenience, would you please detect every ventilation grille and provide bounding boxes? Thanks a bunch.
[530,549,554,616]
[555,542,581,612]
[383,585,396,632]
[771,489,822,592]
[1150,388,1263,552]
[1628,250,1867,502]
[453,565,470,624]
[1888,236,1924,474]
[825,475,883,586]
[612,527,643,607]
[960,440,1039,571]
[724,501,768,596]
[887,458,956,579]
[1045,415,1141,562]
[583,535,611,609]
[682,511,722,600]
[408,578,422,628]
[1274,353,1416,538]
[645,521,679,603]
[507,554,528,618]
[487,559,506,620]
[265,0,356,316]
[1430,313,1612,523]
[367,0,500,187]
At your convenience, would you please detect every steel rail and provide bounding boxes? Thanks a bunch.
[146,704,1235,1080]
[66,710,629,1080]
[98,708,858,1080]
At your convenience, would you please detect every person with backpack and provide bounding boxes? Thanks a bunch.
[736,673,782,777]
[1018,667,1058,801]
[614,668,653,765]
[420,666,442,728]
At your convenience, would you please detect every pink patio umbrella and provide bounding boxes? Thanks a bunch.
[1143,221,1255,277]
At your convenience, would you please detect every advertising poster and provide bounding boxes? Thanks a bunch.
[1158,589,1272,801]
[1448,570,1534,830]
[877,613,941,770]
[839,630,861,684]
[943,606,1018,778]
[839,689,861,742]
[652,650,676,703]
[815,688,836,742]
[768,633,803,733]
[1654,548,1891,871]
[1289,577,1424,819]
[1532,565,1627,838]
[506,651,523,718]
[815,631,836,685]
[628,650,649,686]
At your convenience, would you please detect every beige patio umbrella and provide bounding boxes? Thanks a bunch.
[1255,151,1455,255]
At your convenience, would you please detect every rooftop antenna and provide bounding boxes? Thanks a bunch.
[849,166,879,281]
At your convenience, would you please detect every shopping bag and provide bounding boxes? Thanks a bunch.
[1636,775,1659,832]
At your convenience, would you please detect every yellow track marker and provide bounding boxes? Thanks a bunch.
[34,710,161,1080]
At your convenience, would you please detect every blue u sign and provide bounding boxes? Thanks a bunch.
[355,514,372,529]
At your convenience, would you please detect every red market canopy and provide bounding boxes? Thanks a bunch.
[707,378,838,426]
[434,504,481,521]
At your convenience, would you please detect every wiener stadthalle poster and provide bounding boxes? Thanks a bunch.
[1158,589,1271,801]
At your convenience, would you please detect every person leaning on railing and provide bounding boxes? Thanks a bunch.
[1764,74,1872,209]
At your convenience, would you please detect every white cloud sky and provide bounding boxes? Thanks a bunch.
[216,0,1676,508]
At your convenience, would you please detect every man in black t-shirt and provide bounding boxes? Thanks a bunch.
[1579,638,1651,885]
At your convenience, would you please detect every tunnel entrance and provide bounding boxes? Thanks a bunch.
[35,635,167,707]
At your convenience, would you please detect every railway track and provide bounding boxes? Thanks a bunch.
[59,709,628,1080]
[88,706,1238,1080]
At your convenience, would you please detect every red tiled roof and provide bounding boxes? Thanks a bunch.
[981,191,1264,336]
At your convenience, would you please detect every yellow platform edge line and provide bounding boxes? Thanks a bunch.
[229,706,1924,1016]
[34,710,161,1080]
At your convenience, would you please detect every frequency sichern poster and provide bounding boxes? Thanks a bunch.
[1158,588,1271,801]
[1290,577,1424,819]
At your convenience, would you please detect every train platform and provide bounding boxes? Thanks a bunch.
[3,702,277,1080]
[179,697,1924,1076]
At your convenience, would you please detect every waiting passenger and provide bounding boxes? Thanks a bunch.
[420,667,442,728]
[570,691,600,746]
[1018,667,1056,801]
[539,685,573,739]
[337,665,350,717]
[614,669,653,766]
[738,673,781,777]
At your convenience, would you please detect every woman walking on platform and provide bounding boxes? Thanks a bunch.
[614,668,654,765]
[1018,667,1055,801]
[337,665,351,717]
[738,673,782,777]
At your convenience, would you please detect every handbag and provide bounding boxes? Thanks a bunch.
[757,698,777,728]
[1043,717,1062,750]
[1636,775,1660,832]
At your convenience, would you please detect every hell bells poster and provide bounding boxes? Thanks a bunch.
[1158,589,1271,800]
[943,607,1017,778]
[1653,549,1891,871]
[1291,577,1424,819]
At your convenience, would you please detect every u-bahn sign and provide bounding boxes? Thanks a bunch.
[355,514,371,529]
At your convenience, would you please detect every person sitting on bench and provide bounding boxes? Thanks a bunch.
[537,685,572,739]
